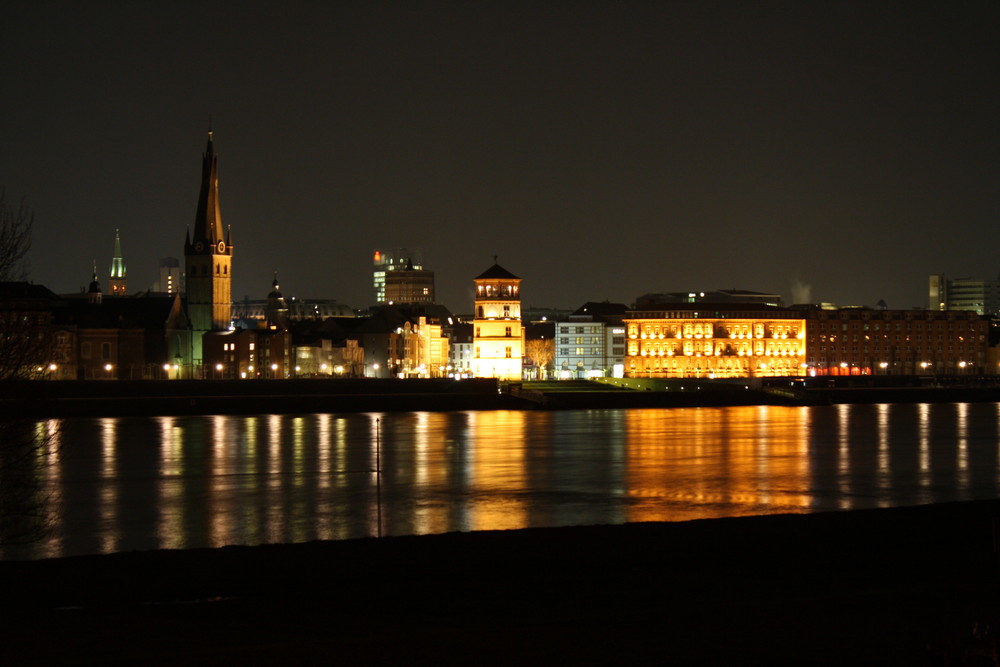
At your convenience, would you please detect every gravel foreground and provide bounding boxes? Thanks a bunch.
[2,501,999,666]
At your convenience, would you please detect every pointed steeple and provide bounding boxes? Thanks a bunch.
[109,229,127,295]
[190,129,224,249]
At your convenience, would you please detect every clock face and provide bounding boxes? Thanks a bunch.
[217,241,227,253]
[194,241,204,252]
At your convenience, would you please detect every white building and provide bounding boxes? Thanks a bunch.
[554,302,628,379]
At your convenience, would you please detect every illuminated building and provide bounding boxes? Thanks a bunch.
[184,130,233,369]
[372,248,430,305]
[555,302,628,379]
[804,307,991,376]
[472,261,523,381]
[399,316,450,377]
[624,305,806,378]
[929,274,1000,317]
[447,322,473,378]
[384,261,435,304]
[108,229,126,296]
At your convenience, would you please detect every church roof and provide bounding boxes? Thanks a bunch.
[475,263,519,280]
[55,293,187,330]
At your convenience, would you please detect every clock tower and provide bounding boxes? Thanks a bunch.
[184,130,233,367]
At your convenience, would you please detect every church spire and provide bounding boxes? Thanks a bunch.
[189,129,224,249]
[109,229,127,295]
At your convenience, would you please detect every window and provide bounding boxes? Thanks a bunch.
[81,342,91,359]
[101,342,111,360]
[505,326,511,337]
[505,347,511,358]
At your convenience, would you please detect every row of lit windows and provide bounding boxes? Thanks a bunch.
[474,347,514,358]
[476,284,518,297]
[628,323,802,340]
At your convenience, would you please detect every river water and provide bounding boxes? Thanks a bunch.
[6,403,1000,560]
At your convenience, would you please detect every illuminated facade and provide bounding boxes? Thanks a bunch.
[184,131,233,368]
[399,316,450,377]
[472,262,523,381]
[624,306,806,378]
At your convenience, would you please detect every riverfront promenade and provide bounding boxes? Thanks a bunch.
[2,500,998,664]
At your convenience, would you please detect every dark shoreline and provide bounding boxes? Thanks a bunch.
[4,378,1000,418]
[2,500,999,664]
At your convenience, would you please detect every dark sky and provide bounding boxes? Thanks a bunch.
[3,1,997,313]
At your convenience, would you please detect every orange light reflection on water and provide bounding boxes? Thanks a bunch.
[624,406,812,522]
[465,411,527,532]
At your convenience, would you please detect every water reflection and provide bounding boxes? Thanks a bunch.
[624,406,811,522]
[4,403,1000,560]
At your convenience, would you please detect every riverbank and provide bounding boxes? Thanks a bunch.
[5,377,1000,418]
[2,500,998,665]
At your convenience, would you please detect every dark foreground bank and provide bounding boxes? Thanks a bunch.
[2,501,999,665]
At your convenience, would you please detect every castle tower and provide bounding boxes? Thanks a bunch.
[184,130,233,366]
[109,229,127,295]
[471,259,523,380]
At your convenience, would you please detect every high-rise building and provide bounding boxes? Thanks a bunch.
[108,229,127,296]
[184,131,233,366]
[372,248,426,304]
[929,274,1000,316]
[154,257,182,295]
[471,260,523,380]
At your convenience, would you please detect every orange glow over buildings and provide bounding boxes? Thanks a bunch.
[624,306,806,379]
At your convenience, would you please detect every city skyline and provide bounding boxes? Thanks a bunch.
[3,2,997,311]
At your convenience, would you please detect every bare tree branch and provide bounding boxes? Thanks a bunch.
[0,189,33,282]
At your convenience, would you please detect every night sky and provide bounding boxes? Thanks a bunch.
[3,1,997,314]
